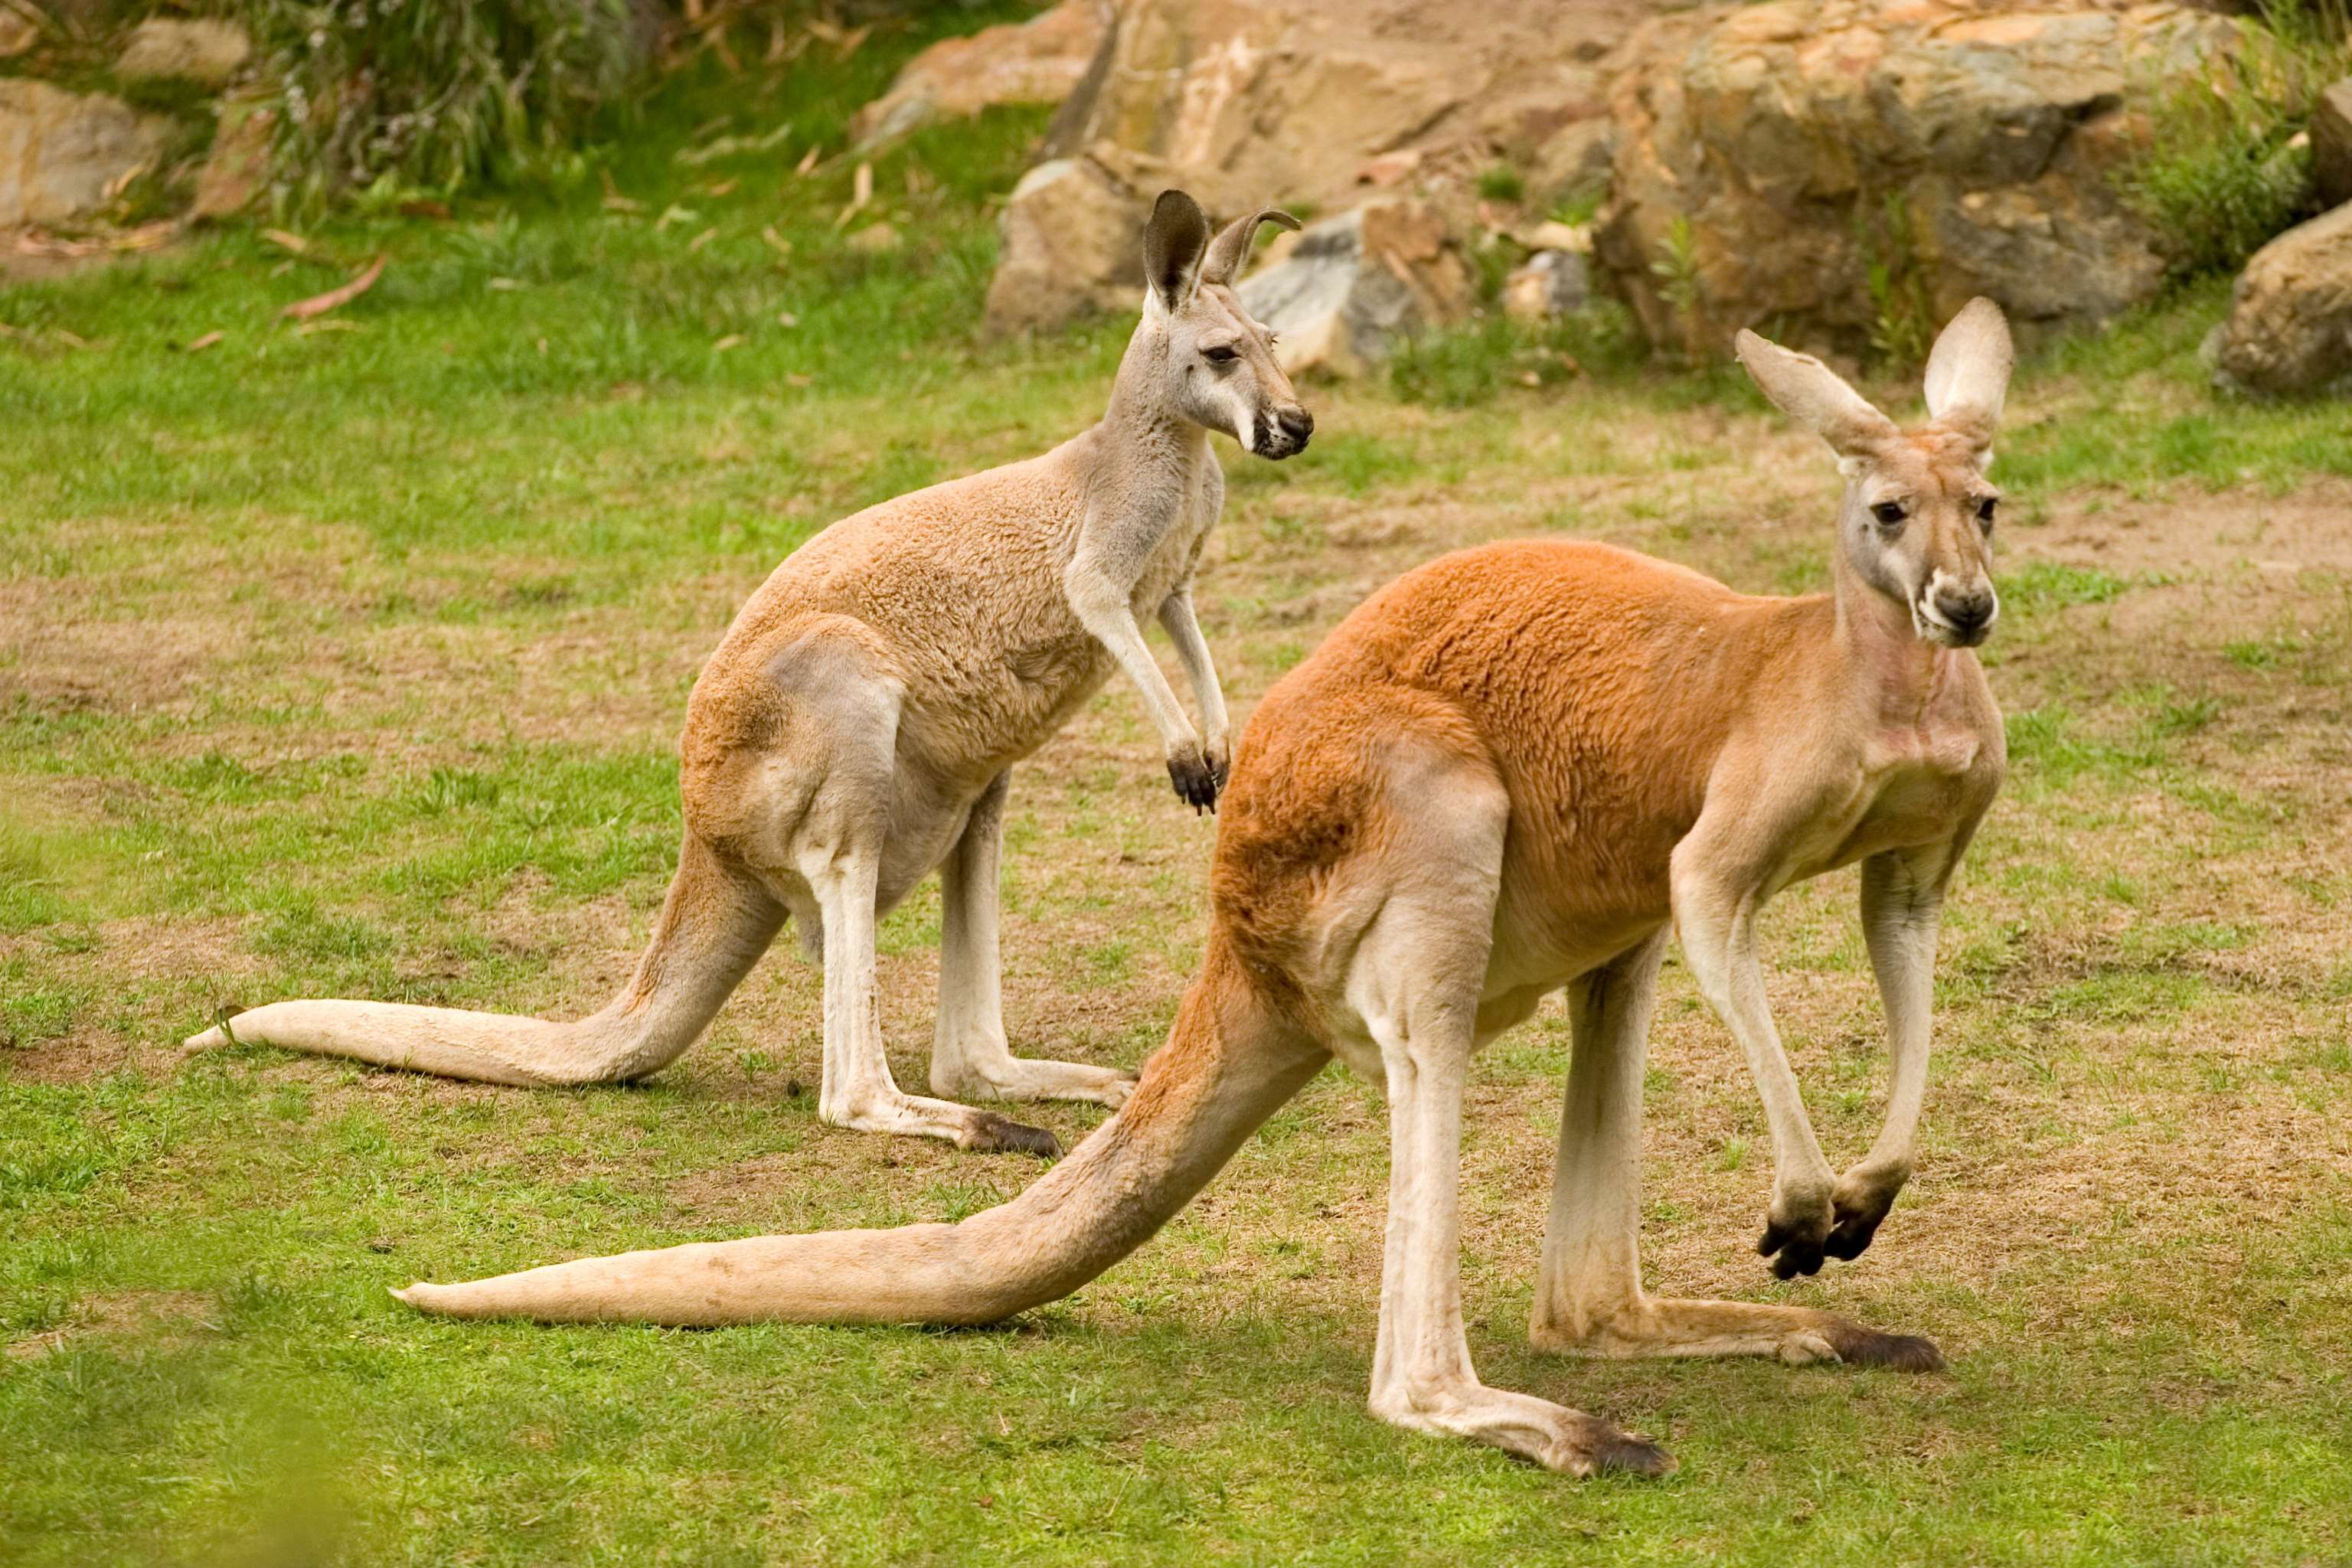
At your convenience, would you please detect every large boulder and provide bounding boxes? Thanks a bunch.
[116,18,253,88]
[2313,77,2352,213]
[2210,203,2352,396]
[984,0,1649,333]
[1596,0,2243,357]
[984,155,1150,333]
[851,1,1109,149]
[1236,198,1475,374]
[0,80,173,228]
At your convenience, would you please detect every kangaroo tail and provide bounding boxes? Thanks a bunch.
[394,936,1327,1324]
[182,836,782,1086]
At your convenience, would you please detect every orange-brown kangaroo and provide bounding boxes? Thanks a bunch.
[390,302,2015,1477]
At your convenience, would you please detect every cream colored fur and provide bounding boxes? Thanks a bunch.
[391,304,2014,1478]
[183,191,1312,1157]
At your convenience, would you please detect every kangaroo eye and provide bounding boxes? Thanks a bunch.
[1870,501,1906,526]
[1203,345,1239,364]
[1976,497,1998,525]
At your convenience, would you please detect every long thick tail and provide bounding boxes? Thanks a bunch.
[183,837,782,1086]
[394,938,1328,1324]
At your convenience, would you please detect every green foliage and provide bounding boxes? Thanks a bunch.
[1648,214,1704,360]
[1860,191,1935,367]
[2118,0,2352,278]
[1474,162,1526,204]
[243,0,650,209]
[1387,300,1647,407]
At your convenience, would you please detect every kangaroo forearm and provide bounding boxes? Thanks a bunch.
[1158,592,1229,742]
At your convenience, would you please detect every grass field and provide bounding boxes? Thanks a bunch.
[5,15,2352,1566]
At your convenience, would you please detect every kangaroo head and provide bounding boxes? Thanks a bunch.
[1736,298,2014,649]
[1133,189,1314,460]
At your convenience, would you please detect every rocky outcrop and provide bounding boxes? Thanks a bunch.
[1235,199,1475,374]
[0,80,172,227]
[2211,203,2352,395]
[981,0,1648,333]
[116,18,252,88]
[2314,77,2352,213]
[1505,249,1590,321]
[851,1,1108,149]
[984,155,1150,332]
[1596,1,2242,356]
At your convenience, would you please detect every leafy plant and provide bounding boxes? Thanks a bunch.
[2118,0,2352,278]
[1648,214,1704,361]
[1860,191,1935,367]
[243,0,653,211]
[1475,162,1526,204]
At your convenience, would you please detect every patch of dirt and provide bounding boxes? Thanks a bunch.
[2019,481,2352,579]
[5,1289,214,1363]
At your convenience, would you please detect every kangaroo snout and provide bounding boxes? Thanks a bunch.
[1257,404,1314,460]
[1921,577,1998,646]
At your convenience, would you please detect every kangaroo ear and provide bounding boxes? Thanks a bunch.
[1734,329,1900,465]
[1142,190,1211,313]
[1200,207,1301,288]
[1922,296,2013,454]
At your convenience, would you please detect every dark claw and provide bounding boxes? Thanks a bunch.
[1595,1429,1678,1478]
[1824,1204,1889,1262]
[1166,753,1222,815]
[1824,1324,1948,1373]
[1759,1216,1829,1279]
[966,1112,1061,1158]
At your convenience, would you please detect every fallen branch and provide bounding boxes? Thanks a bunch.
[282,253,386,322]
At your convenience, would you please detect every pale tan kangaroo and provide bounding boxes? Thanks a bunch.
[183,191,1312,1157]
[385,302,2014,1478]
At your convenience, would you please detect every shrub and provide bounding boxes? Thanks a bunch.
[2118,0,2352,278]
[241,0,654,210]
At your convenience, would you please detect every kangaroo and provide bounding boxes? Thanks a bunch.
[183,191,1314,1157]
[383,302,2014,1478]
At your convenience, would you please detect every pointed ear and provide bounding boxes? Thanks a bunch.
[1200,207,1301,288]
[1734,329,1900,464]
[1922,296,2013,454]
[1142,189,1210,313]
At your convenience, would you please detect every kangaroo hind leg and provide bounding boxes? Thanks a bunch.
[1528,932,1942,1371]
[930,770,1137,1110]
[1345,733,1671,1478]
[777,668,1058,1157]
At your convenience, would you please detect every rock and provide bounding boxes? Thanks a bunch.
[2313,78,2352,213]
[0,11,36,59]
[1236,198,1475,375]
[1504,250,1589,320]
[984,156,1149,334]
[1529,116,1615,206]
[851,2,1109,149]
[115,18,251,88]
[1596,0,2243,358]
[0,80,172,227]
[989,0,1651,329]
[2211,203,2352,395]
[192,103,273,220]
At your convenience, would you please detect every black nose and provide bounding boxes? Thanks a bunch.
[1278,407,1313,444]
[1936,586,1996,637]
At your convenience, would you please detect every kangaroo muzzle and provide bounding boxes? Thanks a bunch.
[1254,404,1314,459]
[1916,571,1998,648]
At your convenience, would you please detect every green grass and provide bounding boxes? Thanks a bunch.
[5,13,2352,1567]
